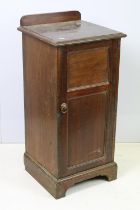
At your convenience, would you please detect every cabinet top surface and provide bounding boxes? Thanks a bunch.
[19,20,126,46]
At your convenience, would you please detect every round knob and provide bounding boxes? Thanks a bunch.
[60,103,67,114]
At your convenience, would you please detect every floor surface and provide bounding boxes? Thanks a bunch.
[0,143,140,210]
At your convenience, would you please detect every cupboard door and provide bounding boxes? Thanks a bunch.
[58,40,120,177]
[67,92,107,167]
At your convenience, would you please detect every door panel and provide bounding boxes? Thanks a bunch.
[58,40,119,177]
[67,47,109,90]
[67,91,107,167]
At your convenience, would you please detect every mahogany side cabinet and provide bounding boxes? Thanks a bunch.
[18,11,126,199]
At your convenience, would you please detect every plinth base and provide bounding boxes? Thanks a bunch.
[24,153,117,199]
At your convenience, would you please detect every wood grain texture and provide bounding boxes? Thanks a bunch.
[57,40,119,178]
[67,47,109,89]
[24,152,117,199]
[108,39,121,161]
[22,34,58,176]
[18,19,126,46]
[67,92,107,167]
[67,82,110,98]
[20,11,81,26]
[18,11,126,199]
[22,37,121,196]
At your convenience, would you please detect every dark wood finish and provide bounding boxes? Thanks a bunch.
[18,19,126,46]
[57,39,121,178]
[67,92,107,167]
[18,11,126,199]
[20,11,81,26]
[67,47,109,89]
[22,34,58,176]
[24,153,117,199]
[67,82,110,98]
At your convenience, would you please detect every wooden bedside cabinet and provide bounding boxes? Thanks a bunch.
[18,11,126,199]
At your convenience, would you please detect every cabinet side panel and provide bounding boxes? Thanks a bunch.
[22,34,58,176]
[107,39,121,161]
